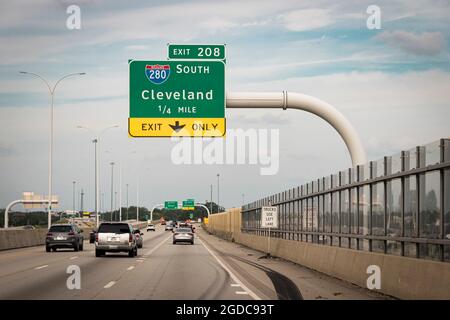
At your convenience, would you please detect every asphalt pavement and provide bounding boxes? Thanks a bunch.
[0,224,389,300]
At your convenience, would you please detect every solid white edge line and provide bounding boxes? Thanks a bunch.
[127,266,135,271]
[104,281,116,289]
[198,238,261,300]
[231,283,241,287]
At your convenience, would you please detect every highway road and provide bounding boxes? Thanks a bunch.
[0,224,389,300]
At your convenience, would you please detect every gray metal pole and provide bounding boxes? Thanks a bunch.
[210,184,213,215]
[126,183,129,221]
[226,92,367,166]
[19,72,85,229]
[72,181,76,213]
[94,138,99,227]
[48,92,54,228]
[217,174,220,213]
[110,162,114,221]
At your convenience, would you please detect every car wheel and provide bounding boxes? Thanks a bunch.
[80,242,84,251]
[74,243,80,252]
[134,247,138,256]
[173,241,176,245]
[191,241,194,245]
[52,247,57,252]
[128,249,135,257]
[95,249,103,257]
[46,246,50,252]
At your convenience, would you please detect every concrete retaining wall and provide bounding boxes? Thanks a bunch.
[207,208,450,300]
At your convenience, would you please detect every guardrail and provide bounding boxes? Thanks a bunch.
[242,138,450,262]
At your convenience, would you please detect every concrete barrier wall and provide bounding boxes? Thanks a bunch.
[0,221,149,251]
[0,229,49,250]
[207,208,450,300]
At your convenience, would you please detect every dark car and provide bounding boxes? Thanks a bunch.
[89,229,97,243]
[46,224,84,252]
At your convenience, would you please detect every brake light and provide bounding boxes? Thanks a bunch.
[95,233,98,242]
[46,232,53,237]
[68,232,75,236]
[129,233,133,242]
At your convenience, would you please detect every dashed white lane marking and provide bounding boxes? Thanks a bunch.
[34,265,48,270]
[144,234,172,256]
[198,238,261,300]
[70,256,78,260]
[231,283,241,287]
[235,291,249,295]
[136,259,144,262]
[104,281,116,289]
[127,266,135,271]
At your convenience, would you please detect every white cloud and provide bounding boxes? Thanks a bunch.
[279,9,335,32]
[376,31,446,56]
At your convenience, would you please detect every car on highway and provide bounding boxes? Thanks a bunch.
[46,224,84,252]
[95,222,138,257]
[89,229,97,243]
[173,227,194,245]
[147,224,155,232]
[134,229,144,248]
[165,223,174,231]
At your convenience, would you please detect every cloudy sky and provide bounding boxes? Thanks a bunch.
[0,0,449,212]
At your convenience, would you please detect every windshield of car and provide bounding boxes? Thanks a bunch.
[49,225,72,233]
[176,228,192,233]
[98,224,130,234]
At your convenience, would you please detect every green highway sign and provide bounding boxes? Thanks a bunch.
[128,60,225,137]
[164,201,178,210]
[182,199,195,210]
[168,44,225,60]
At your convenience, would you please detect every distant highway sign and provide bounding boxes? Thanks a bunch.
[164,201,178,210]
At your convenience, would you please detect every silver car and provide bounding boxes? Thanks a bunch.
[146,224,156,232]
[173,227,194,245]
[95,222,138,257]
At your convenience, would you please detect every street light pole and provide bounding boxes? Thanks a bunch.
[119,162,122,221]
[110,162,115,221]
[72,181,76,213]
[126,183,129,221]
[210,184,213,215]
[20,71,85,229]
[217,174,220,213]
[77,124,118,227]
